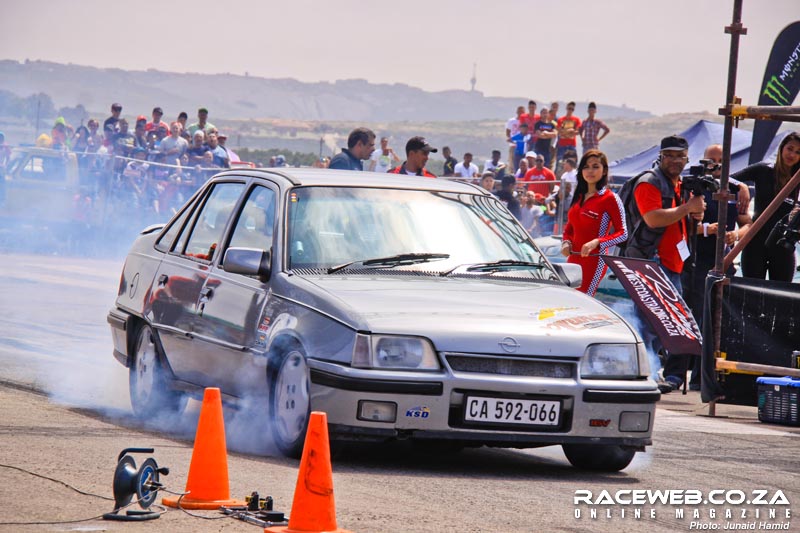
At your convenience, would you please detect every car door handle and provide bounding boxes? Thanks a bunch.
[200,287,214,306]
[157,274,169,286]
[197,286,213,318]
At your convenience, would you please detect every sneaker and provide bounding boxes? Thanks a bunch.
[656,379,674,394]
[664,375,684,390]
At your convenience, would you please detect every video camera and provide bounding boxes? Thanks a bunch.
[765,208,800,251]
[681,159,720,197]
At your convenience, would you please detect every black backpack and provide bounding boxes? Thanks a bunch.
[616,170,654,254]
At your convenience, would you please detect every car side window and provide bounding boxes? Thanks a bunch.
[181,182,245,261]
[156,204,192,253]
[227,185,276,252]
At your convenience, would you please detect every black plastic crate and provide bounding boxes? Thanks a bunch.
[757,377,800,426]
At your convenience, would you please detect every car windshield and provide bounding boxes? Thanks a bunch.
[286,186,552,277]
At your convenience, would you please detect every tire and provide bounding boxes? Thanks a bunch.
[562,444,636,472]
[268,348,311,458]
[129,324,186,419]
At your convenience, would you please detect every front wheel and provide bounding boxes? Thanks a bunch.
[129,324,186,419]
[562,444,636,472]
[268,348,311,458]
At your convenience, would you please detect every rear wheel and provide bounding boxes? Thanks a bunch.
[268,348,311,458]
[129,324,186,419]
[562,444,636,472]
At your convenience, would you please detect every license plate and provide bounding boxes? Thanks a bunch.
[464,396,561,426]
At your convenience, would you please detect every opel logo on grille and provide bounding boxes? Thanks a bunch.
[498,337,521,353]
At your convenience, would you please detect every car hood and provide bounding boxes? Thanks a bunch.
[282,274,637,357]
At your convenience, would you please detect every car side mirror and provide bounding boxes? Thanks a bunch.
[552,262,582,288]
[222,247,271,280]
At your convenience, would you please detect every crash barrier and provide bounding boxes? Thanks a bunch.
[703,276,800,406]
[265,411,354,533]
[162,387,245,509]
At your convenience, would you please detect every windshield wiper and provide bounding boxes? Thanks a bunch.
[327,253,450,274]
[439,259,548,277]
[464,259,547,272]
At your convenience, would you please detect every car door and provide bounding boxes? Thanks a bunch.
[149,180,246,384]
[188,183,278,396]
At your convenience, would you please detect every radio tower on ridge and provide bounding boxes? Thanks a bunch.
[470,63,477,92]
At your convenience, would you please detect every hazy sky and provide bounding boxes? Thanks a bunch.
[1,0,797,116]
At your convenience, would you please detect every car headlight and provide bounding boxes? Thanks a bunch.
[351,334,440,370]
[580,344,639,379]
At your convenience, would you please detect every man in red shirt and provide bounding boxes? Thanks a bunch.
[556,101,582,164]
[626,135,705,391]
[145,107,169,139]
[518,100,539,150]
[522,153,556,196]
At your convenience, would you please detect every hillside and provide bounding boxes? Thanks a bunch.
[0,59,652,122]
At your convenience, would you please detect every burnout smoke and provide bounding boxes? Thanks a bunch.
[0,150,284,454]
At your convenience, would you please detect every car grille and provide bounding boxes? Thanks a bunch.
[444,353,574,378]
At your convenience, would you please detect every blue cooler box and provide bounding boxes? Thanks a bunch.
[756,377,800,426]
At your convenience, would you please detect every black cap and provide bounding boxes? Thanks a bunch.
[660,135,689,151]
[153,107,163,115]
[198,107,209,114]
[111,103,122,111]
[406,136,438,154]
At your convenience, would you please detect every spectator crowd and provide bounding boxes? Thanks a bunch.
[27,104,253,219]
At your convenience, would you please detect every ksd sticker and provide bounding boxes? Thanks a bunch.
[405,406,430,418]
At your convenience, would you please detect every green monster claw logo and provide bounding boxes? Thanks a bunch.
[763,75,791,105]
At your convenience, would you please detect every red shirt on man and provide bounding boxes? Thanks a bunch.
[556,115,582,147]
[519,113,540,132]
[633,181,687,273]
[522,166,556,196]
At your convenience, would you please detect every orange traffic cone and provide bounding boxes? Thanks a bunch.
[266,411,353,533]
[163,387,245,509]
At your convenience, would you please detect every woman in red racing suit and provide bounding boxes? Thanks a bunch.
[561,149,627,296]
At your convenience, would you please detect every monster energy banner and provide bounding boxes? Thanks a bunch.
[601,256,702,356]
[749,21,800,164]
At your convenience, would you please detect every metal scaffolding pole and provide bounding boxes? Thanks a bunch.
[707,0,746,416]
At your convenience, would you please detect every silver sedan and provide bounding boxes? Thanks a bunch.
[108,168,658,471]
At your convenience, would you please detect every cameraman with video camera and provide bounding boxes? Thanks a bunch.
[734,132,800,282]
[663,144,753,390]
[623,135,705,391]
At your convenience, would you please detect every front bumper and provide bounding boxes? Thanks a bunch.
[308,359,658,448]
